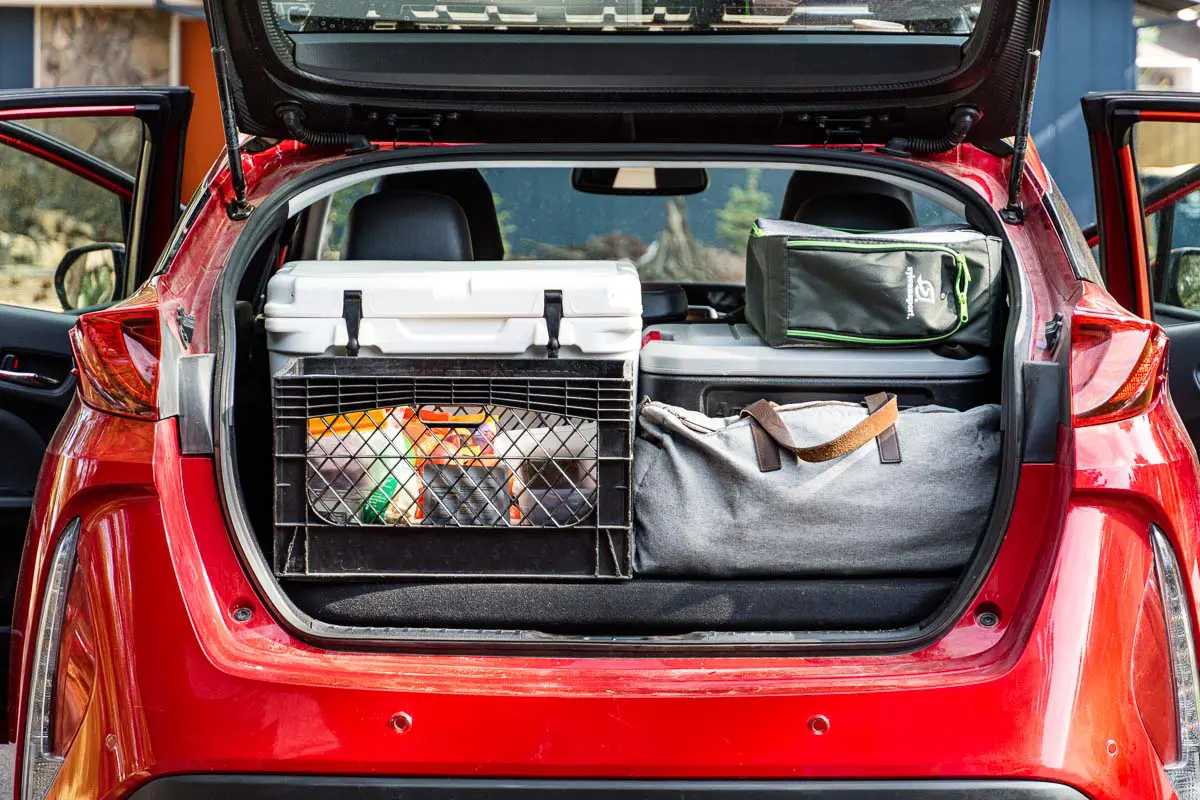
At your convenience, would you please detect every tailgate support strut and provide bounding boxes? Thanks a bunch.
[1000,47,1043,225]
[205,0,253,220]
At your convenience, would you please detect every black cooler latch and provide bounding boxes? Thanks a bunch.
[544,290,564,359]
[342,290,363,357]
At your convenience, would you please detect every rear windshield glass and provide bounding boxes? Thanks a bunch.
[273,0,979,33]
[318,166,965,284]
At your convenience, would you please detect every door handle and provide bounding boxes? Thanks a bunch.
[0,369,60,389]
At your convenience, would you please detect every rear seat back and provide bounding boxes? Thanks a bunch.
[344,190,473,261]
[781,172,917,232]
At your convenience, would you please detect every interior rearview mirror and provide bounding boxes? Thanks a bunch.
[571,167,709,196]
[54,242,124,312]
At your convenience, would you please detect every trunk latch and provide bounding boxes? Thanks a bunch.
[815,116,872,151]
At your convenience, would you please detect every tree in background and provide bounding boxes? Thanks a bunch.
[1176,252,1200,310]
[493,193,518,257]
[715,168,772,255]
[320,180,378,260]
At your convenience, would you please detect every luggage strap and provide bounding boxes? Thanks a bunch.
[740,393,901,473]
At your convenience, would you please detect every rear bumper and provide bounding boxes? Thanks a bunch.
[11,418,1184,800]
[126,777,1091,799]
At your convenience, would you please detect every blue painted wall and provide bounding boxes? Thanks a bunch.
[1032,0,1136,225]
[0,9,34,91]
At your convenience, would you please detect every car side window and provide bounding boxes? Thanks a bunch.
[1144,190,1200,315]
[319,179,379,260]
[0,117,143,312]
[1134,121,1200,319]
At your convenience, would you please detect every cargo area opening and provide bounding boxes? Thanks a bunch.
[219,153,1023,648]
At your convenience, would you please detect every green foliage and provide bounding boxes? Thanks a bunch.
[1177,252,1200,310]
[0,144,124,247]
[493,193,517,257]
[715,168,772,255]
[69,258,115,309]
[321,180,378,259]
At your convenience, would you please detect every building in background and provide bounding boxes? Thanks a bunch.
[0,1,221,194]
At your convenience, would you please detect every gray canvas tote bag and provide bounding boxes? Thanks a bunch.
[633,395,1001,577]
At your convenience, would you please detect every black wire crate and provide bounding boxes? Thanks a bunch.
[272,357,635,580]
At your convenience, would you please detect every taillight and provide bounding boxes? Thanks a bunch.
[1070,287,1168,427]
[68,286,160,420]
[1134,570,1180,767]
[51,561,95,757]
[1149,526,1200,799]
[21,522,80,800]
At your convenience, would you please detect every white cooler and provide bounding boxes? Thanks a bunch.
[263,259,643,373]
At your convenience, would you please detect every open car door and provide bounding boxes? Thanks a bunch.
[1085,92,1200,445]
[0,87,191,732]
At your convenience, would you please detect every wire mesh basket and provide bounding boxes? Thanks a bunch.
[272,357,634,580]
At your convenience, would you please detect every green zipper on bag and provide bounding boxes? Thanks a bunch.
[777,238,972,345]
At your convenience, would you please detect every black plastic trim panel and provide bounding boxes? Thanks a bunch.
[127,777,1090,799]
[210,0,1049,143]
[1020,362,1064,464]
[288,577,955,634]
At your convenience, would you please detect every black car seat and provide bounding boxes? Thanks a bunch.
[344,190,473,261]
[375,169,505,260]
[780,172,918,232]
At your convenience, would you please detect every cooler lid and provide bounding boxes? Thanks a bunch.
[263,260,643,319]
[641,323,991,377]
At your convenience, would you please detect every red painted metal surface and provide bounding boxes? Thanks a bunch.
[1118,146,1154,318]
[6,139,1196,800]
[1135,110,1200,124]
[0,106,136,121]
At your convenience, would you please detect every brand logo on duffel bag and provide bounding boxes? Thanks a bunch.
[905,266,937,319]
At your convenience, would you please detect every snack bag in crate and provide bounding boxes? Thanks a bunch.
[305,409,421,525]
[495,422,598,526]
[398,408,512,526]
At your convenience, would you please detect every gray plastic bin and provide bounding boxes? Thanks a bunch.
[639,323,992,415]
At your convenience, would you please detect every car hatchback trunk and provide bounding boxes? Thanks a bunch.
[217,150,1023,649]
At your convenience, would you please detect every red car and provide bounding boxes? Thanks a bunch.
[1,0,1200,797]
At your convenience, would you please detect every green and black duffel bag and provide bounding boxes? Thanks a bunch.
[745,219,1004,349]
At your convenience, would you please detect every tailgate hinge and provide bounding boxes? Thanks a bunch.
[175,306,196,348]
[1044,312,1064,354]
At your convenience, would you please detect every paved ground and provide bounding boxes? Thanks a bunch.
[1,743,13,797]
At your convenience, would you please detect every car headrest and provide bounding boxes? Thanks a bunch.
[344,190,473,261]
[377,169,505,260]
[641,283,689,325]
[781,172,917,232]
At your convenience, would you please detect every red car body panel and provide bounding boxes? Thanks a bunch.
[8,139,1198,800]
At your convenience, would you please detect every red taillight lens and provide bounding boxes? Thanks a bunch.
[1134,570,1181,767]
[51,564,94,757]
[69,287,160,420]
[1070,288,1168,427]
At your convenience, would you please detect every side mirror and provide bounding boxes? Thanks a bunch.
[53,242,124,312]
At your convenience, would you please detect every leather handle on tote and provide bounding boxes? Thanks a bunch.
[740,394,900,473]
